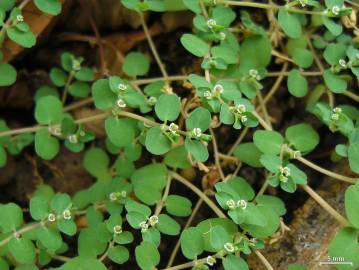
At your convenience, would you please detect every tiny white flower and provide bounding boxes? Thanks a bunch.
[48,213,56,222]
[219,32,226,40]
[16,15,24,22]
[14,231,21,239]
[331,5,340,15]
[169,123,179,134]
[113,225,122,234]
[121,190,127,198]
[339,59,347,67]
[117,98,126,108]
[109,192,118,202]
[206,256,216,266]
[279,175,288,183]
[280,166,291,177]
[299,0,307,7]
[213,84,224,94]
[139,221,148,233]
[118,83,127,91]
[236,104,246,114]
[62,209,72,220]
[147,96,157,105]
[331,113,339,121]
[333,107,342,114]
[249,69,258,78]
[68,134,78,144]
[72,61,81,71]
[224,242,235,253]
[256,75,261,81]
[48,126,62,136]
[204,90,213,100]
[237,199,247,210]
[226,199,236,210]
[240,115,248,123]
[192,128,202,138]
[149,215,159,226]
[207,18,217,29]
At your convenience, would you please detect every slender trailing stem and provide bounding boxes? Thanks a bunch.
[296,156,357,184]
[61,71,75,104]
[254,113,358,184]
[139,12,169,82]
[301,184,349,226]
[155,176,172,216]
[166,199,204,267]
[170,171,226,218]
[209,128,225,181]
[256,90,272,129]
[254,250,274,270]
[0,222,43,247]
[220,0,327,16]
[263,62,288,104]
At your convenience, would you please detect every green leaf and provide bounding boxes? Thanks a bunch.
[83,147,110,180]
[58,219,77,236]
[155,94,181,122]
[35,96,62,124]
[345,182,359,228]
[165,195,192,217]
[323,43,346,65]
[122,52,150,77]
[180,227,203,259]
[292,48,313,68]
[209,225,230,250]
[0,203,23,232]
[0,258,9,270]
[75,67,94,82]
[0,63,17,86]
[131,163,167,205]
[285,123,319,152]
[287,164,307,184]
[34,129,59,160]
[182,0,201,13]
[185,138,209,162]
[60,257,108,270]
[92,79,117,110]
[234,143,262,168]
[323,69,347,93]
[222,254,249,270]
[105,117,135,148]
[186,107,212,131]
[323,17,342,36]
[239,35,272,71]
[29,196,49,221]
[50,193,71,214]
[348,142,359,174]
[108,246,129,264]
[287,69,308,97]
[256,195,286,216]
[145,127,171,155]
[157,214,181,236]
[49,67,67,87]
[164,145,191,169]
[135,242,160,270]
[6,27,36,48]
[329,227,359,270]
[180,34,210,57]
[288,264,307,270]
[8,238,35,264]
[0,0,15,11]
[260,154,282,173]
[278,10,302,38]
[253,130,284,155]
[68,81,91,97]
[37,226,63,251]
[34,0,62,15]
[0,145,6,168]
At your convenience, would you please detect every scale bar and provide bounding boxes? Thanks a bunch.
[319,262,353,265]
